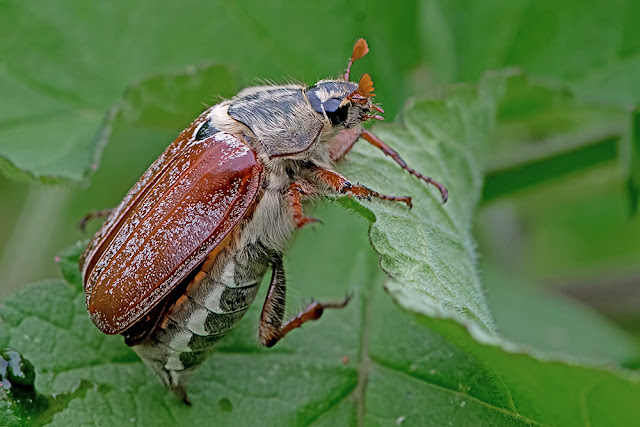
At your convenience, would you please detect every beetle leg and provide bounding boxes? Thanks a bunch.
[312,167,412,208]
[360,130,448,203]
[288,181,321,228]
[259,256,287,347]
[259,255,350,348]
[77,208,114,232]
[328,128,363,161]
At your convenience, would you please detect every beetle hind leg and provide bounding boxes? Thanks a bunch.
[259,255,350,348]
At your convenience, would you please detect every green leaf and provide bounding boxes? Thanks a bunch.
[2,207,639,425]
[370,299,640,427]
[3,77,639,424]
[421,0,640,105]
[340,72,508,333]
[483,268,640,366]
[0,0,421,184]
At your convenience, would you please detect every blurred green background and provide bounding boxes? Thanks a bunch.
[1,0,639,339]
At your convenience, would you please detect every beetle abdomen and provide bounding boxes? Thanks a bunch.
[132,241,271,393]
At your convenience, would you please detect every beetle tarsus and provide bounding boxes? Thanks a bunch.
[320,293,352,310]
[363,114,384,121]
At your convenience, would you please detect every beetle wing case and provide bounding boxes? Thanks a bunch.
[81,127,263,335]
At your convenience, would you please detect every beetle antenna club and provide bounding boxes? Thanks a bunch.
[80,37,447,403]
[344,38,369,81]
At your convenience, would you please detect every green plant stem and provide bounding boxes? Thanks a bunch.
[482,134,620,202]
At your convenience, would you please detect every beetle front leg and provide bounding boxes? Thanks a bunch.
[288,181,320,229]
[259,255,350,348]
[328,128,363,161]
[328,129,448,203]
[360,130,448,202]
[312,166,412,208]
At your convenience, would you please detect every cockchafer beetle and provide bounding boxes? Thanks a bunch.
[80,39,447,403]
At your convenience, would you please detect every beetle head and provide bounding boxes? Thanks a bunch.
[305,39,383,130]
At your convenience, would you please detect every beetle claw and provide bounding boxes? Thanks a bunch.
[170,385,191,406]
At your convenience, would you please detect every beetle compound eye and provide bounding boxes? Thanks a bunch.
[323,98,349,126]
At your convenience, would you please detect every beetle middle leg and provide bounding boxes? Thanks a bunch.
[328,128,363,161]
[259,255,350,348]
[312,166,412,208]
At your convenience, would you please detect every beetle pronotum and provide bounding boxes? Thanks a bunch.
[80,39,447,403]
